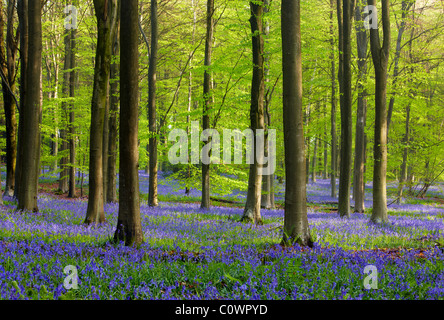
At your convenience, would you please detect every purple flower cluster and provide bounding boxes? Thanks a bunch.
[0,173,443,300]
[0,237,443,300]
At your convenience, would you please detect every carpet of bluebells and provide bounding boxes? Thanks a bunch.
[0,170,443,300]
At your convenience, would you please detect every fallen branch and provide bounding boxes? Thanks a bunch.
[210,197,242,205]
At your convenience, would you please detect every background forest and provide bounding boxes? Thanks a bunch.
[2,0,443,205]
[0,0,443,301]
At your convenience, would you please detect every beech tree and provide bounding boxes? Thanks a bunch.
[17,0,42,212]
[329,0,337,198]
[281,0,313,246]
[84,0,118,225]
[260,0,275,210]
[114,0,143,246]
[148,0,159,207]
[107,13,120,204]
[353,0,368,213]
[68,8,77,199]
[59,5,71,193]
[368,0,390,223]
[240,0,265,224]
[337,0,355,218]
[14,0,28,201]
[201,0,214,210]
[0,0,19,197]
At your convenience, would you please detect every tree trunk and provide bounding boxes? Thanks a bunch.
[102,81,110,203]
[353,0,368,213]
[50,59,59,172]
[68,24,77,198]
[281,0,312,247]
[114,0,143,246]
[59,16,71,194]
[17,0,41,212]
[0,0,3,203]
[241,1,265,224]
[148,0,158,207]
[311,136,318,183]
[185,0,197,195]
[261,0,275,210]
[84,0,118,225]
[323,103,329,179]
[305,63,316,185]
[201,0,214,210]
[107,15,120,204]
[329,0,337,198]
[0,0,19,197]
[15,0,28,201]
[368,0,390,224]
[396,103,410,204]
[337,0,355,218]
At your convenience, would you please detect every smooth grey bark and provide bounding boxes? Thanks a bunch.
[17,0,41,212]
[353,0,368,213]
[397,25,416,203]
[107,15,120,204]
[201,0,214,210]
[240,0,265,224]
[261,0,275,210]
[68,22,77,198]
[185,0,197,195]
[281,0,313,247]
[14,0,28,201]
[396,103,410,203]
[337,0,355,218]
[0,0,19,197]
[59,10,71,194]
[102,81,110,203]
[148,0,158,207]
[84,0,118,225]
[114,0,143,246]
[368,0,390,223]
[323,103,329,180]
[329,0,337,198]
[304,62,316,185]
[311,136,318,183]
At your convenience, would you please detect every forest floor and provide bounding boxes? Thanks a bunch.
[1,171,443,300]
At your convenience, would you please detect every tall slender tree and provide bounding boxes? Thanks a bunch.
[59,5,71,193]
[281,0,313,247]
[353,0,368,213]
[397,103,411,203]
[337,0,355,218]
[185,0,197,195]
[329,0,337,198]
[84,0,118,225]
[312,136,318,182]
[114,0,143,246]
[0,0,19,197]
[107,12,120,204]
[148,0,159,207]
[17,0,41,212]
[261,0,275,210]
[68,9,77,198]
[397,21,416,204]
[201,0,214,210]
[368,0,390,223]
[15,0,28,201]
[240,0,265,224]
[102,84,110,203]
